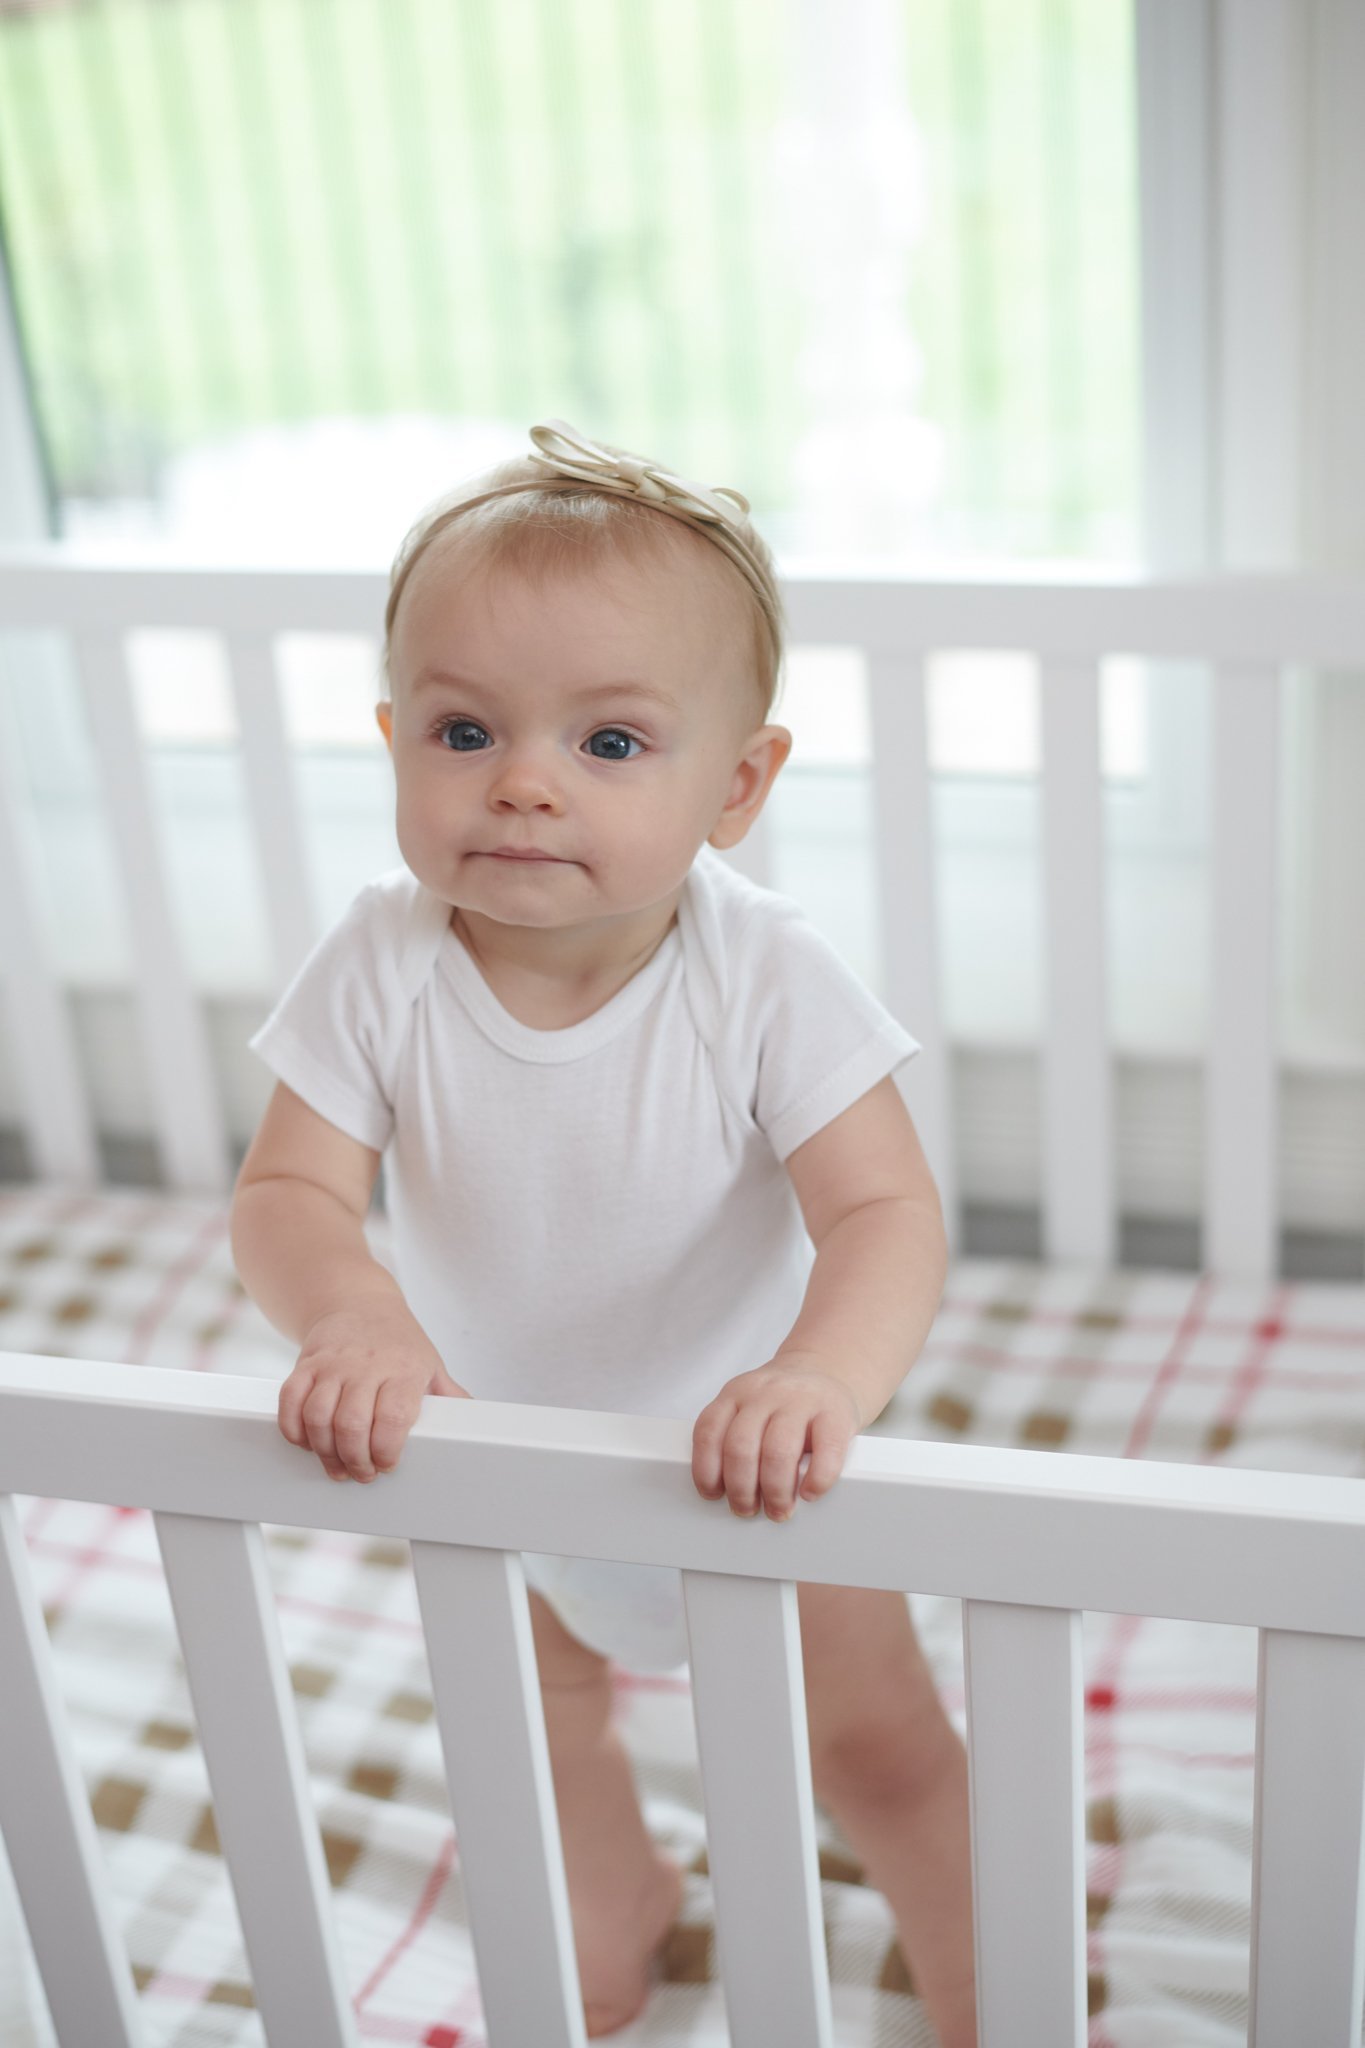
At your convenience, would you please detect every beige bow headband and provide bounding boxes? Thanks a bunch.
[389,419,782,668]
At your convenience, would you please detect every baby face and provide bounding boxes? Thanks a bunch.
[379,535,788,941]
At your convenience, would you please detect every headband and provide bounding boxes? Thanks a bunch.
[422,418,782,661]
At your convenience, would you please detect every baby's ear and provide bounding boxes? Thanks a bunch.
[375,702,393,752]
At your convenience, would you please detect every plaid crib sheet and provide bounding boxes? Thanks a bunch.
[3,1182,1365,2047]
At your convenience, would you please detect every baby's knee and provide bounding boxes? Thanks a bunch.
[807,1685,964,1814]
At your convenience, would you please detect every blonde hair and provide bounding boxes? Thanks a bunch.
[382,437,785,723]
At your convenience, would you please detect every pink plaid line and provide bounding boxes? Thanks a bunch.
[1092,1685,1256,1712]
[922,1335,1365,1395]
[1122,1741,1255,1770]
[27,1527,161,1575]
[258,1590,423,1638]
[40,1502,143,1613]
[361,2021,465,2044]
[354,1829,459,2013]
[938,1290,1365,1353]
[1121,1277,1214,1462]
[419,1987,487,2046]
[362,2022,466,2045]
[125,1208,231,1365]
[363,2020,467,2045]
[20,1494,65,1543]
[135,1972,462,2044]
[1204,1284,1293,1452]
[1088,1276,1215,2045]
[25,1523,426,1636]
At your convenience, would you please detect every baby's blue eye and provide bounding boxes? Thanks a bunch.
[439,719,489,751]
[585,728,642,761]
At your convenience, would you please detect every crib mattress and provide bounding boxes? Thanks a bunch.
[3,1181,1365,2047]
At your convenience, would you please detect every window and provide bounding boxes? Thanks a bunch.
[0,0,1143,1029]
[0,0,1138,570]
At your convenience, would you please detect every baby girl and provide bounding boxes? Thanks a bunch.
[231,419,976,2043]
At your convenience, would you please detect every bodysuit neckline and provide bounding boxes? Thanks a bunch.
[437,915,683,1063]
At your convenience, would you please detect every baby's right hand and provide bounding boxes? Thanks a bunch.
[279,1296,469,1483]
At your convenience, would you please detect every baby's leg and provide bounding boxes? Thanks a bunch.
[798,1583,977,2048]
[528,1591,683,2038]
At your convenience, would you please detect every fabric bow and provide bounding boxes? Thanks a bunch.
[528,419,752,529]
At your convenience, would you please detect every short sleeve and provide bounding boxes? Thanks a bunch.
[726,899,920,1163]
[247,881,403,1153]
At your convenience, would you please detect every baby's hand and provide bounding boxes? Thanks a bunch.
[691,1354,862,1522]
[279,1296,468,1483]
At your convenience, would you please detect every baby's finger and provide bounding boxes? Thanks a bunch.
[757,1413,813,1521]
[691,1394,738,1500]
[278,1364,317,1448]
[370,1378,425,1473]
[719,1408,768,1516]
[300,1377,343,1470]
[331,1387,384,1482]
[799,1409,854,1500]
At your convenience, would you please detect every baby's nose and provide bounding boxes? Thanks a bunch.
[490,747,564,809]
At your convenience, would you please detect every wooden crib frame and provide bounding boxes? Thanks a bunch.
[4,558,1365,2045]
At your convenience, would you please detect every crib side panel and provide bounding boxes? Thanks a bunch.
[154,1511,359,2048]
[1040,658,1115,1264]
[1206,661,1281,1278]
[1249,1628,1365,2045]
[867,650,957,1237]
[410,1541,588,2048]
[963,1599,1087,2048]
[225,633,320,992]
[71,632,233,1194]
[0,1495,145,2047]
[0,650,102,1184]
[681,1571,833,2048]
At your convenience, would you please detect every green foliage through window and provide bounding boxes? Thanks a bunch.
[0,0,1137,559]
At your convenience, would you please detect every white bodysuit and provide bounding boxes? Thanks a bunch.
[248,845,918,1670]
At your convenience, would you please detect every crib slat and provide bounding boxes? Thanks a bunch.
[410,1542,586,2048]
[226,634,319,989]
[1207,662,1280,1277]
[0,663,101,1184]
[1040,659,1115,1265]
[71,632,232,1194]
[963,1600,1086,2047]
[0,1494,145,2046]
[681,1571,832,2047]
[1249,1629,1365,2044]
[866,650,958,1235]
[154,1512,358,2048]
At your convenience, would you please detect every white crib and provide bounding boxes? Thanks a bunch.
[3,557,1365,2048]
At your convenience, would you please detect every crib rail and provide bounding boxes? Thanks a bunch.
[4,1353,1365,2046]
[6,556,1365,1280]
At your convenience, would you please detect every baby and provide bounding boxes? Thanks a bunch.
[230,419,976,2044]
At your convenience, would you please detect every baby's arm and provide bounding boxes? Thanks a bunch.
[231,1081,467,1482]
[692,1074,947,1520]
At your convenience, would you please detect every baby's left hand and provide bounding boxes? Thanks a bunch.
[691,1354,862,1521]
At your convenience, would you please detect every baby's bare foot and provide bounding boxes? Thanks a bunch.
[576,1848,684,2038]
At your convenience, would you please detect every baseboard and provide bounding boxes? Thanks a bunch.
[961,1200,1365,1281]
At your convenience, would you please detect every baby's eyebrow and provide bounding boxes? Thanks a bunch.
[410,668,680,712]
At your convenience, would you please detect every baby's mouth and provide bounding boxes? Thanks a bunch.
[482,849,570,863]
